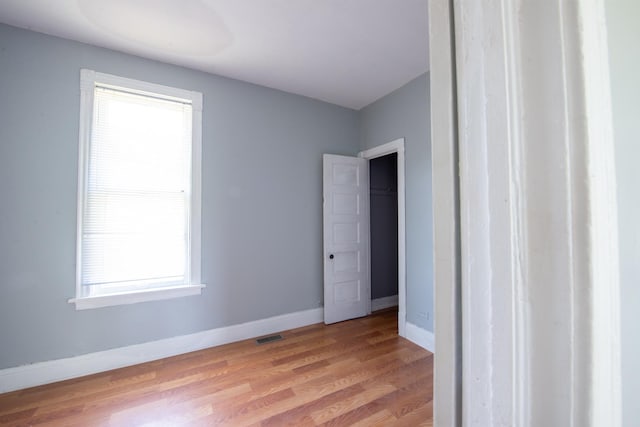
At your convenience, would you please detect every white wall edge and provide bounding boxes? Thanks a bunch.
[429,1,462,424]
[405,321,435,354]
[0,307,323,394]
[371,295,399,311]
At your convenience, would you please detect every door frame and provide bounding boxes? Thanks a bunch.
[429,0,621,424]
[358,138,406,337]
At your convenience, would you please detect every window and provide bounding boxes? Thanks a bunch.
[71,70,204,310]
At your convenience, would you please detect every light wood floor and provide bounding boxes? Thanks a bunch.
[0,309,433,426]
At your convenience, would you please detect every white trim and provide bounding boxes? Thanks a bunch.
[371,295,399,312]
[80,69,202,105]
[454,1,517,423]
[573,2,621,424]
[359,138,407,337]
[359,138,404,159]
[405,322,435,353]
[0,307,323,394]
[75,70,94,305]
[429,1,462,424]
[449,0,622,424]
[68,284,206,310]
[190,86,203,287]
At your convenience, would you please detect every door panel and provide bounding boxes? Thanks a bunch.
[323,154,370,324]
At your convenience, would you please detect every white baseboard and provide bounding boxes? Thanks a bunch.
[0,307,323,394]
[405,321,435,353]
[371,294,399,311]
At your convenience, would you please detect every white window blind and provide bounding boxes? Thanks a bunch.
[80,84,193,296]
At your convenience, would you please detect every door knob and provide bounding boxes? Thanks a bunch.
[329,254,334,259]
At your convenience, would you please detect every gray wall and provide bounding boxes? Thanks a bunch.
[0,24,360,369]
[370,154,398,300]
[360,74,433,331]
[606,3,640,426]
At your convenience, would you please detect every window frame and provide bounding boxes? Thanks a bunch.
[70,69,204,310]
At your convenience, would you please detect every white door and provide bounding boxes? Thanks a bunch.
[323,154,370,324]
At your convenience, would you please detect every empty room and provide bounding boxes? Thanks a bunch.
[0,1,435,425]
[3,1,634,426]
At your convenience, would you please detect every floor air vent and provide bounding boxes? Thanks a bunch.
[256,334,283,345]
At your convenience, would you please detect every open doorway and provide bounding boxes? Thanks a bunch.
[322,139,407,335]
[359,138,407,336]
[369,153,399,312]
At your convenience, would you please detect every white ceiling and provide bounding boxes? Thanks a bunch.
[0,0,429,110]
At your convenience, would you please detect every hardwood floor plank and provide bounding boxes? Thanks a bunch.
[291,359,330,375]
[249,357,359,396]
[310,384,396,425]
[0,407,36,424]
[259,384,365,427]
[396,399,434,426]
[348,409,397,427]
[0,309,433,426]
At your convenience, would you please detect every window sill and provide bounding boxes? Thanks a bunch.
[68,284,206,310]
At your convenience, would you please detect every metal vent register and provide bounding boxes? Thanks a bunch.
[256,334,283,345]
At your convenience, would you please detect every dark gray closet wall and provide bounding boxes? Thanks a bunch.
[370,153,398,300]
